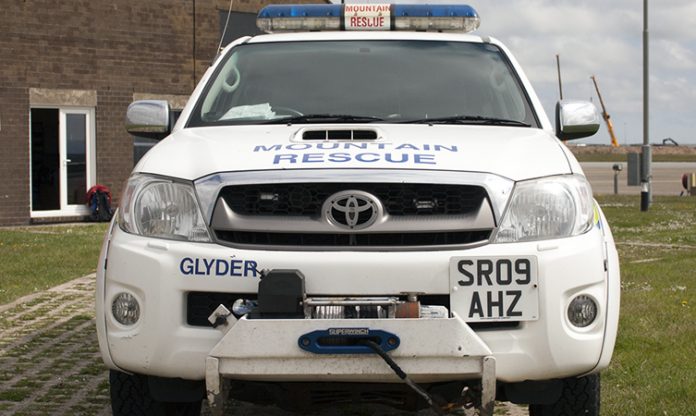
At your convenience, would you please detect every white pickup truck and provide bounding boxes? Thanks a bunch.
[96,4,620,415]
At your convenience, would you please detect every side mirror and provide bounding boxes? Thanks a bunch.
[555,100,601,141]
[125,100,171,140]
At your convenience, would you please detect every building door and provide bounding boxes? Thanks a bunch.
[31,107,96,217]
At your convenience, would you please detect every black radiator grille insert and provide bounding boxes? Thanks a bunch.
[216,230,491,247]
[219,183,486,217]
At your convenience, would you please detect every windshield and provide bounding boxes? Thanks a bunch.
[188,40,538,127]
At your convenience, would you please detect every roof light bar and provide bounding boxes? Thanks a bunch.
[257,4,480,33]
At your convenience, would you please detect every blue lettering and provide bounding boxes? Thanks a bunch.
[356,153,379,162]
[328,152,351,162]
[423,144,431,151]
[230,260,243,277]
[215,259,230,276]
[385,153,408,163]
[273,154,297,164]
[194,258,206,275]
[203,258,215,275]
[394,143,419,150]
[345,142,368,150]
[434,144,458,152]
[317,142,339,150]
[180,257,194,275]
[414,154,436,165]
[302,153,324,163]
[244,261,258,277]
[253,144,282,152]
[182,258,259,278]
[287,144,312,151]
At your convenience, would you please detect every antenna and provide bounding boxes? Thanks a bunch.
[556,54,563,100]
[218,0,235,52]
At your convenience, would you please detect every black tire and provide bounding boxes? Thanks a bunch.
[110,370,202,416]
[528,374,600,416]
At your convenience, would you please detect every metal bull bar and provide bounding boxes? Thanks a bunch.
[204,313,496,415]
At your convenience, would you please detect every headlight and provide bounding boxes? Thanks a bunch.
[118,174,211,242]
[493,175,593,243]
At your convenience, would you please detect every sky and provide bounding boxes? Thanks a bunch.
[330,0,696,145]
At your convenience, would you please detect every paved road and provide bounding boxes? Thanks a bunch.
[0,276,111,416]
[581,162,696,196]
[0,276,527,416]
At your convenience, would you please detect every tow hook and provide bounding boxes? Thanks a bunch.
[208,304,234,328]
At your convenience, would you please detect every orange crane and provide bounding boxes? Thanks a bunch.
[590,75,619,147]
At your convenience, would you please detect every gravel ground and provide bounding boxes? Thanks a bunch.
[0,275,528,416]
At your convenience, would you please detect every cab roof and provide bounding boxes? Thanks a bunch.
[245,30,488,44]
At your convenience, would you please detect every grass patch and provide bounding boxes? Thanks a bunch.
[0,388,31,401]
[13,379,41,389]
[80,360,107,376]
[597,195,696,415]
[0,224,108,304]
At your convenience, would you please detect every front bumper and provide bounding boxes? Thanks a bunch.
[208,315,490,383]
[204,315,497,415]
[96,217,619,383]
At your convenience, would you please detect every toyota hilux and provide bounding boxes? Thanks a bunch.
[96,4,620,415]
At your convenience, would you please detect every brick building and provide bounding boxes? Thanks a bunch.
[0,0,324,226]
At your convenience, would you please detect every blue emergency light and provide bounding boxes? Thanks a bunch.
[257,4,480,33]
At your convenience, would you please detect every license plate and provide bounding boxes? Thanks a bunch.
[449,256,539,322]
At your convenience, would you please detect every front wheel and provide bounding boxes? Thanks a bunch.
[110,370,202,416]
[528,374,600,416]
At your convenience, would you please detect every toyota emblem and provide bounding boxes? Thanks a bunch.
[322,190,382,230]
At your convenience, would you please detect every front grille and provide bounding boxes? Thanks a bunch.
[219,183,486,217]
[212,182,493,248]
[216,230,491,247]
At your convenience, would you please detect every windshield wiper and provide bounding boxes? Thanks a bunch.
[262,114,385,124]
[398,115,531,127]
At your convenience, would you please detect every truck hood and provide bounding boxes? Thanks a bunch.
[136,124,572,181]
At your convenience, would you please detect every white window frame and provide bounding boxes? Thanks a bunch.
[30,106,97,218]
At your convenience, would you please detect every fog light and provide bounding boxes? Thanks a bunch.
[112,292,140,325]
[567,295,597,327]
